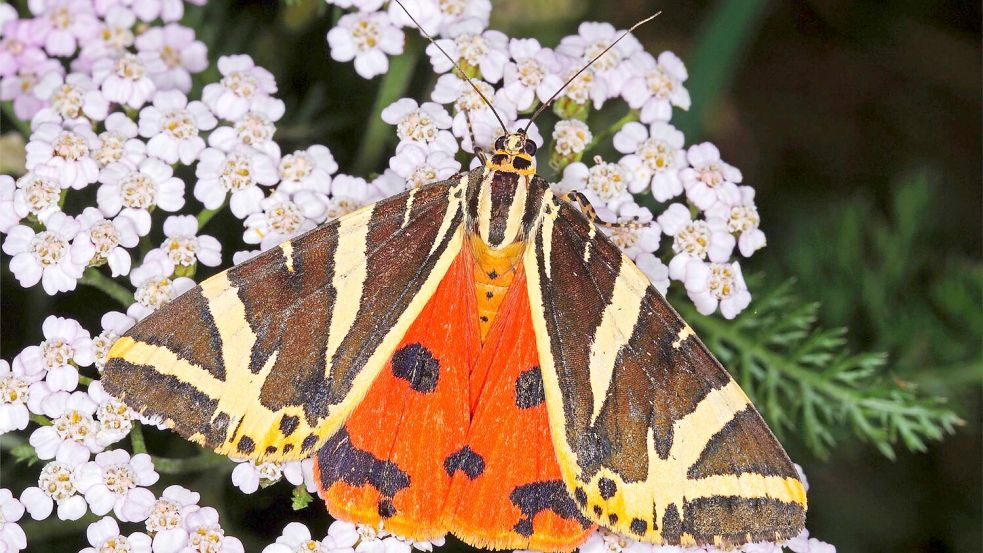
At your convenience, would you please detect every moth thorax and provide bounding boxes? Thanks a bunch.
[476,169,528,251]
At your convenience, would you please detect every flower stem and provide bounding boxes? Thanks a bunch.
[152,449,229,474]
[81,267,134,307]
[130,422,147,454]
[585,109,638,154]
[0,101,31,138]
[351,43,420,176]
[30,414,51,426]
[197,199,227,230]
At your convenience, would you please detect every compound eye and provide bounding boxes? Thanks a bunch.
[494,136,506,151]
[524,139,537,156]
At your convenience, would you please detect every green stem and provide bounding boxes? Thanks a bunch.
[78,375,94,386]
[351,44,420,176]
[151,449,229,474]
[30,414,51,426]
[0,101,31,138]
[80,267,134,307]
[197,199,227,230]
[584,110,638,154]
[130,422,147,454]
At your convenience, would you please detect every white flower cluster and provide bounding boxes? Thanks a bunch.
[327,0,764,319]
[0,1,833,553]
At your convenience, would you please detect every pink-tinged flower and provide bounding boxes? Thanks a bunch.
[75,449,158,522]
[382,98,457,154]
[139,90,216,165]
[276,145,338,197]
[614,121,687,200]
[324,175,378,220]
[557,22,643,100]
[242,192,313,251]
[551,119,592,161]
[744,542,783,553]
[127,249,195,321]
[30,0,101,57]
[431,74,516,153]
[145,485,200,553]
[136,23,208,93]
[433,0,491,36]
[705,186,766,257]
[680,142,742,210]
[20,460,87,521]
[0,356,44,434]
[202,54,277,121]
[87,380,135,447]
[325,521,360,552]
[0,51,62,120]
[207,95,284,160]
[161,214,221,267]
[80,516,152,553]
[684,259,751,319]
[98,158,185,236]
[16,315,94,397]
[231,249,261,265]
[195,146,279,218]
[501,38,566,111]
[0,489,26,553]
[92,51,165,109]
[29,390,103,464]
[328,11,405,80]
[598,201,661,261]
[25,122,100,190]
[2,212,94,295]
[182,507,244,553]
[658,203,735,280]
[34,72,109,123]
[91,311,136,371]
[622,51,691,123]
[263,522,336,553]
[389,141,461,190]
[95,0,187,23]
[93,112,147,168]
[77,6,135,63]
[635,253,670,295]
[77,207,137,277]
[0,18,46,78]
[427,21,508,82]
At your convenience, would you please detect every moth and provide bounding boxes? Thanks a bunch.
[103,8,807,551]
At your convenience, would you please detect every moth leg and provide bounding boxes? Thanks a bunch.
[463,108,488,165]
[562,191,644,230]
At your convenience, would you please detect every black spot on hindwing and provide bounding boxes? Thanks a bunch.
[509,481,592,538]
[444,446,485,479]
[390,343,440,394]
[315,428,411,500]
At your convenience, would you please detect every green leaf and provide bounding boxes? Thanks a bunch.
[674,278,964,460]
[11,443,39,466]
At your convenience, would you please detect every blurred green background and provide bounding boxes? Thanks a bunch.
[2,0,980,551]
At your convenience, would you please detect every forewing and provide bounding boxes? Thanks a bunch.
[523,192,807,547]
[104,170,478,461]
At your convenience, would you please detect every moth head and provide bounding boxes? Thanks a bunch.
[490,132,537,174]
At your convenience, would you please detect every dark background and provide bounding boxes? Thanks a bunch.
[1,1,980,551]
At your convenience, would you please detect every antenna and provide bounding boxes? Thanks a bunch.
[524,12,662,133]
[392,0,509,135]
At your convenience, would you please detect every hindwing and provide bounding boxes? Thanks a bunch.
[523,195,807,547]
[103,169,482,461]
